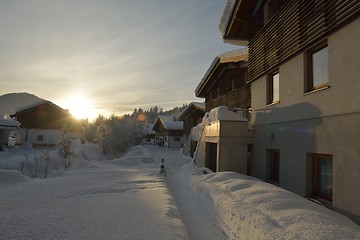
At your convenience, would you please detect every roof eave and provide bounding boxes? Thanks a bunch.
[195,58,220,98]
[219,0,255,43]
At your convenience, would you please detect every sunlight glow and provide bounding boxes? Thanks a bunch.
[62,94,97,120]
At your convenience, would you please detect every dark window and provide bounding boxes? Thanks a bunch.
[37,135,44,141]
[306,41,329,92]
[267,70,280,104]
[267,149,280,184]
[312,153,333,201]
[173,137,180,142]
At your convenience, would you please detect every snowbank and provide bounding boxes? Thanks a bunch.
[0,169,30,184]
[181,163,360,239]
[0,116,20,127]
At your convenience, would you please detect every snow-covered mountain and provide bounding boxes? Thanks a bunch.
[0,92,43,116]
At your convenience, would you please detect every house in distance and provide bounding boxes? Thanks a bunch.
[177,102,205,157]
[9,100,74,147]
[153,115,184,149]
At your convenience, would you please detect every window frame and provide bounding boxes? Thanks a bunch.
[267,149,280,184]
[311,153,333,202]
[37,135,44,141]
[267,69,280,105]
[305,40,329,93]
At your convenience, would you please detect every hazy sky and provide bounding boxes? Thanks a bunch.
[0,0,238,119]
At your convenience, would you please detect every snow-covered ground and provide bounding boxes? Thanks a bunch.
[1,144,360,239]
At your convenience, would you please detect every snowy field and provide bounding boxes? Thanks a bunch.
[1,144,360,239]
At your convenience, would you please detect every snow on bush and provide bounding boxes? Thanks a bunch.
[0,139,106,179]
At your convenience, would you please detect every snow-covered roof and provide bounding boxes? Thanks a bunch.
[10,100,67,116]
[153,115,183,131]
[195,48,248,97]
[143,123,155,135]
[202,106,248,124]
[177,102,205,121]
[0,116,21,128]
[218,0,254,45]
[219,0,237,38]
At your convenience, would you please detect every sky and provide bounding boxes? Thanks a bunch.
[0,0,238,120]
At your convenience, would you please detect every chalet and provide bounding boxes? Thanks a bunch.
[10,100,73,146]
[193,49,253,174]
[177,102,205,139]
[142,123,155,144]
[220,0,360,223]
[153,115,184,149]
[177,102,205,157]
[0,117,20,150]
[195,48,250,112]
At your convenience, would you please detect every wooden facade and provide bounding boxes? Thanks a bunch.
[10,101,72,130]
[222,0,360,82]
[195,49,250,113]
[152,115,184,148]
[177,102,205,138]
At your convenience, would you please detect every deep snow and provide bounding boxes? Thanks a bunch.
[1,144,360,240]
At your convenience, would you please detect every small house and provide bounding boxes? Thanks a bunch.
[153,115,184,149]
[142,123,155,144]
[0,117,21,150]
[177,102,205,157]
[10,100,73,147]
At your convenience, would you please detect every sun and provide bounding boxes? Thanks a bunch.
[62,94,97,120]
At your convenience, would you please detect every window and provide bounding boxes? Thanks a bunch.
[311,153,333,201]
[173,137,180,142]
[267,149,280,184]
[267,70,280,104]
[306,41,329,92]
[37,135,44,141]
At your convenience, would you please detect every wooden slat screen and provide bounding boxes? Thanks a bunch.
[205,86,251,113]
[248,0,360,82]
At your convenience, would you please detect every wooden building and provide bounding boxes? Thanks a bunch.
[193,49,253,174]
[195,48,250,112]
[177,102,205,158]
[220,0,360,223]
[153,115,184,149]
[177,102,205,139]
[10,100,73,146]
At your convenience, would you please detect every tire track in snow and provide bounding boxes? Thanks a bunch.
[147,145,228,240]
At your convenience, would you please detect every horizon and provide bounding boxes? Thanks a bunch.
[0,1,240,120]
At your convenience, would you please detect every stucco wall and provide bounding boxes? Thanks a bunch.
[16,128,62,146]
[194,120,253,174]
[250,18,360,222]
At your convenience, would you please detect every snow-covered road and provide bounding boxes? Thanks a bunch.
[0,145,226,240]
[148,146,228,240]
[0,145,191,240]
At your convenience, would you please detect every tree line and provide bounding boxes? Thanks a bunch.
[80,104,187,158]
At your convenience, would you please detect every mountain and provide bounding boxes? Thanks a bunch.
[0,92,43,116]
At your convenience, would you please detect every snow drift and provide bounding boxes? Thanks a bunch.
[181,163,360,239]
